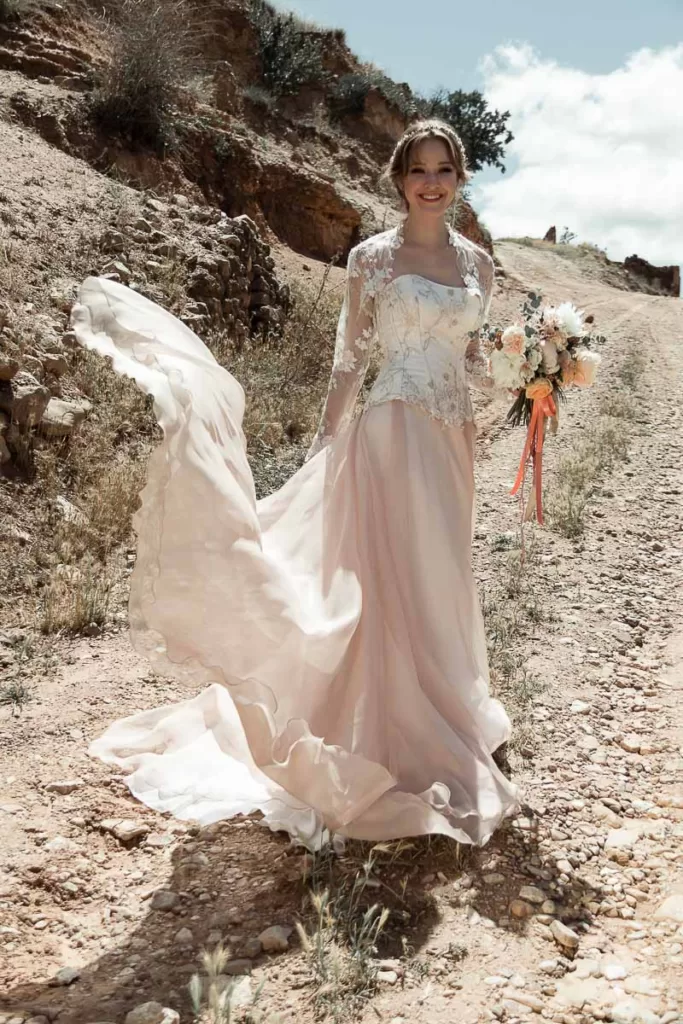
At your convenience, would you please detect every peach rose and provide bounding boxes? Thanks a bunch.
[525,377,554,401]
[501,325,526,356]
[573,350,601,388]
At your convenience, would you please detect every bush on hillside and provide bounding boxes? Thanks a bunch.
[0,0,35,22]
[249,0,328,97]
[419,88,514,173]
[91,0,202,150]
[328,67,416,121]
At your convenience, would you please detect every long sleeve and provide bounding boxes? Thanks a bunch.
[465,251,495,391]
[306,247,375,460]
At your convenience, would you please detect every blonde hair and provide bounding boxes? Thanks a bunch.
[385,119,471,208]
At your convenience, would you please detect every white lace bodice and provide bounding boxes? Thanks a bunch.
[309,223,495,457]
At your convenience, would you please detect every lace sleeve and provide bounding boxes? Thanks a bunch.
[305,247,375,460]
[465,251,495,391]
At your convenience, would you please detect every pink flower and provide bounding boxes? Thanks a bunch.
[501,325,526,356]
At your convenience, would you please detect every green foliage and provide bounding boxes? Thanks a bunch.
[328,67,416,120]
[419,88,514,173]
[249,0,328,97]
[0,0,36,21]
[91,0,201,150]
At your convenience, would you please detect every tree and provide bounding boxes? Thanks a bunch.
[421,88,514,174]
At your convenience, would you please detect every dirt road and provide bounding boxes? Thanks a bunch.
[1,243,682,1024]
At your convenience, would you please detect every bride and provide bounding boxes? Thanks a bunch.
[72,118,519,851]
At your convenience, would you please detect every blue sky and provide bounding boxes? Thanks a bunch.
[271,0,682,95]
[271,1,683,270]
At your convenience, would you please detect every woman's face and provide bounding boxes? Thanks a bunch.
[401,136,459,217]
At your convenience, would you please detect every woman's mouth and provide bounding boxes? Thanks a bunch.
[419,193,445,204]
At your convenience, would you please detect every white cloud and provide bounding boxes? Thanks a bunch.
[475,44,683,267]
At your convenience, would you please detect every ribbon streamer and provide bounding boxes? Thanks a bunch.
[510,394,557,525]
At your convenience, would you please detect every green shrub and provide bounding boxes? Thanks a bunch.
[418,88,514,174]
[249,0,328,97]
[329,67,415,120]
[91,0,201,150]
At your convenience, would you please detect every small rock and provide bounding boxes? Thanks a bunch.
[102,260,132,283]
[519,885,546,905]
[52,966,80,986]
[620,734,642,753]
[655,895,683,922]
[44,835,79,854]
[503,990,544,1012]
[223,959,252,976]
[258,925,292,952]
[605,828,640,851]
[378,970,398,985]
[510,899,535,919]
[42,353,69,376]
[41,397,91,438]
[242,937,262,958]
[174,928,193,945]
[570,700,591,714]
[125,1004,179,1024]
[0,371,50,427]
[150,890,178,912]
[550,920,580,952]
[0,356,19,381]
[45,780,83,795]
[100,818,150,844]
[602,962,628,981]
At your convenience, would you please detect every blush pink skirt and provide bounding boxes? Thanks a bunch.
[73,277,518,850]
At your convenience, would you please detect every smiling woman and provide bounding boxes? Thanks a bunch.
[74,117,517,852]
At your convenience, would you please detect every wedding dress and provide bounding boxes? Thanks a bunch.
[72,222,519,851]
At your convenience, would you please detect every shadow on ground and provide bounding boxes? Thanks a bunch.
[1,805,599,1023]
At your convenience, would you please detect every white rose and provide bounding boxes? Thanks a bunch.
[490,349,526,389]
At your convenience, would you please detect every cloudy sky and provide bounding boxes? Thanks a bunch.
[271,0,683,269]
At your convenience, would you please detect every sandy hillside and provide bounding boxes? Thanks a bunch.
[1,238,682,1024]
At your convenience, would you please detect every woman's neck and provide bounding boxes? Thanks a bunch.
[401,213,450,249]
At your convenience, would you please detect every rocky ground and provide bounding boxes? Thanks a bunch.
[1,243,681,1024]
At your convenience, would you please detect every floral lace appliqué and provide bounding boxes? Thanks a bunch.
[307,224,495,459]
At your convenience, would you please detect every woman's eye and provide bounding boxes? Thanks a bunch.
[409,168,425,174]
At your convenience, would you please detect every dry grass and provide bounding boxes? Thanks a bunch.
[548,347,643,539]
[213,266,341,449]
[91,0,204,149]
[483,542,549,756]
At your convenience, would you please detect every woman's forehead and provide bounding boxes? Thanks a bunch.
[408,136,452,165]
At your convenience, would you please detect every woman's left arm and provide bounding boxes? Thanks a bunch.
[465,251,495,391]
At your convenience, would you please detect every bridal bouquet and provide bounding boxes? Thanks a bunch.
[478,293,603,524]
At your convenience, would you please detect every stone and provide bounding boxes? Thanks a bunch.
[174,928,193,945]
[0,371,50,427]
[0,356,19,381]
[605,828,641,851]
[223,959,252,976]
[510,899,535,919]
[620,734,643,753]
[150,890,179,912]
[258,925,292,952]
[571,700,591,715]
[242,936,262,958]
[42,353,69,376]
[655,895,683,922]
[611,998,661,1024]
[519,886,546,905]
[44,835,79,854]
[100,819,150,844]
[52,966,80,986]
[602,962,628,981]
[125,1004,179,1024]
[550,920,580,952]
[503,990,544,1012]
[102,260,132,283]
[40,397,91,438]
[378,970,398,985]
[100,229,126,253]
[45,780,83,795]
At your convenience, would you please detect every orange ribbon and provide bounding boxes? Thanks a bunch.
[510,394,557,525]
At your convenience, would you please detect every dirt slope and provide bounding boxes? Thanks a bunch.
[1,244,682,1024]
